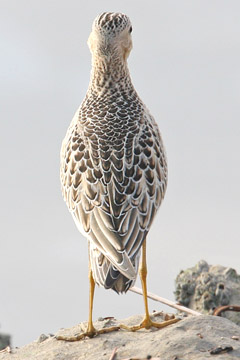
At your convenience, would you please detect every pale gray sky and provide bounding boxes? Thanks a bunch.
[1,0,240,347]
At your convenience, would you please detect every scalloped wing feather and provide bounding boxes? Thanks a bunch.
[60,103,167,289]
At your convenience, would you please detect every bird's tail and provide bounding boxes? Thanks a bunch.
[89,245,140,293]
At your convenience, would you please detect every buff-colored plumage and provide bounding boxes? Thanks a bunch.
[60,12,167,294]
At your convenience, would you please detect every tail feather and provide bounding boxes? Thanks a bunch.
[89,242,141,293]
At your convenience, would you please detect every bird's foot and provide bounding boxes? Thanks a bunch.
[56,314,180,340]
[119,314,180,332]
[56,325,120,341]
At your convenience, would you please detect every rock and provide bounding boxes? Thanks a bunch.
[175,260,240,325]
[36,334,49,343]
[0,334,10,351]
[0,314,240,359]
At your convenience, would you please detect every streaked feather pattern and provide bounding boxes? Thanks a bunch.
[60,12,167,293]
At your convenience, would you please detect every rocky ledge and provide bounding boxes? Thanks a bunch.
[0,313,240,360]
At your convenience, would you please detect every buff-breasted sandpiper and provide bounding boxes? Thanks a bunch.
[59,12,178,340]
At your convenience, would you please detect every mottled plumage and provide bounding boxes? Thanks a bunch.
[60,12,167,294]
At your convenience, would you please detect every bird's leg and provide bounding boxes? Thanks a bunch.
[56,265,120,341]
[120,239,179,332]
[85,266,96,336]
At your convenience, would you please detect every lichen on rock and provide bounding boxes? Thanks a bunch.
[175,260,240,325]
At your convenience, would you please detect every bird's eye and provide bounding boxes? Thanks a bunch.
[129,26,132,33]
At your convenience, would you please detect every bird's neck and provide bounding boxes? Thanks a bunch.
[87,52,134,95]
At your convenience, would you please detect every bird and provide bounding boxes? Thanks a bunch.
[59,12,178,340]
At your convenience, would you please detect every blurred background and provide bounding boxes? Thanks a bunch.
[1,0,240,347]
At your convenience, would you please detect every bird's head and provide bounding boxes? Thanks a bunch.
[88,12,133,62]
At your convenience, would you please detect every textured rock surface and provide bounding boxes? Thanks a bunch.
[0,334,10,351]
[0,314,240,359]
[175,260,240,325]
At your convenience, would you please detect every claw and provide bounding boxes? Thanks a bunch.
[56,325,120,341]
[119,316,180,332]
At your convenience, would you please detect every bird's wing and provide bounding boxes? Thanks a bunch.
[60,111,167,280]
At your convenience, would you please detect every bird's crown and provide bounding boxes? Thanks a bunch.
[93,12,132,36]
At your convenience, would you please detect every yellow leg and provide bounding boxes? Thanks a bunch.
[56,262,120,341]
[139,238,153,329]
[86,267,95,334]
[121,239,180,332]
[85,266,96,336]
